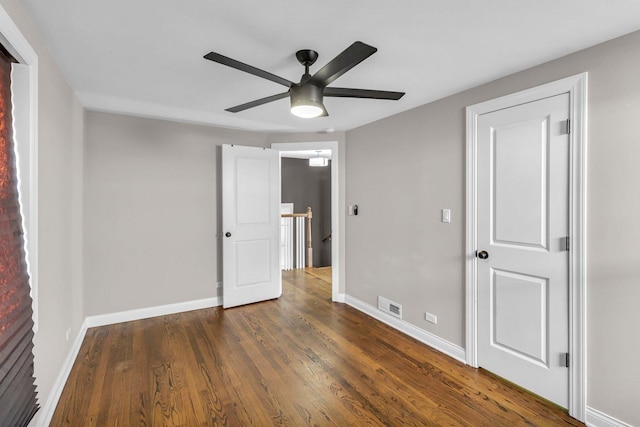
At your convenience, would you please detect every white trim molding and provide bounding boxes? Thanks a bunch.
[85,294,222,328]
[345,295,466,363]
[0,1,39,331]
[465,73,588,421]
[34,320,88,427]
[586,407,634,427]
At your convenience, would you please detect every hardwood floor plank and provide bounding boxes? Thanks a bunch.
[84,327,114,426]
[51,268,583,426]
[278,280,471,425]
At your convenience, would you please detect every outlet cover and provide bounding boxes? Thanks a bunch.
[425,312,438,324]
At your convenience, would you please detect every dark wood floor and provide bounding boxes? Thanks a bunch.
[52,267,583,426]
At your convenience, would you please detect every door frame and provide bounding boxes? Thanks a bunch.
[271,140,341,302]
[465,73,588,421]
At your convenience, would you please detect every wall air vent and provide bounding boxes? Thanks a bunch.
[378,296,402,319]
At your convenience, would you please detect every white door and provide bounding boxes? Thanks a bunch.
[222,144,281,308]
[477,93,570,407]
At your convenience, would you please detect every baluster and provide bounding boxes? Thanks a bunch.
[306,207,313,268]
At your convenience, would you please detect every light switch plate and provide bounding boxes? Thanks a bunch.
[442,209,451,223]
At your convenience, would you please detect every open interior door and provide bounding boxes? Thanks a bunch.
[222,144,281,308]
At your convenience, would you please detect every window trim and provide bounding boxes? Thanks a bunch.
[0,6,39,331]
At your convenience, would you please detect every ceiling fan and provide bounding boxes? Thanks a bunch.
[203,41,405,118]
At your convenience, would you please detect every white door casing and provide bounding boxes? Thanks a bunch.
[466,73,587,421]
[477,93,570,407]
[222,144,281,308]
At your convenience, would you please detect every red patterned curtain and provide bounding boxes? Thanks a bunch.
[0,47,39,425]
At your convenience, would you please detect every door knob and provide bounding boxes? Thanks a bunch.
[225,232,232,238]
[477,250,489,259]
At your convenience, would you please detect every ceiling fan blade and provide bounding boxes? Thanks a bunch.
[225,92,290,113]
[309,41,377,87]
[324,87,405,100]
[204,52,293,88]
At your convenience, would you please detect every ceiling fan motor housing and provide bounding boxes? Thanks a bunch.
[290,82,324,110]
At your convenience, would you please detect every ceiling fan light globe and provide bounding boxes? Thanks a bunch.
[290,83,324,118]
[291,104,323,118]
[309,157,329,167]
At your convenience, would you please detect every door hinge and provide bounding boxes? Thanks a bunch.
[561,236,570,251]
[563,352,570,368]
[565,119,571,135]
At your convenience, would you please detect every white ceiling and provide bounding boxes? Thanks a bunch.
[22,0,640,133]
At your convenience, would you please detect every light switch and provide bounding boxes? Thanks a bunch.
[442,209,451,223]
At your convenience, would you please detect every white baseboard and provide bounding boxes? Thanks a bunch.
[333,293,346,303]
[86,291,222,328]
[33,319,89,427]
[586,407,633,427]
[344,295,466,363]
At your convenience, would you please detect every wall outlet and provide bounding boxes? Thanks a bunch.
[65,327,71,341]
[425,312,438,324]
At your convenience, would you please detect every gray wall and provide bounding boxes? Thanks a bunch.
[0,0,85,417]
[281,158,331,267]
[345,30,640,425]
[84,111,269,315]
[84,120,349,315]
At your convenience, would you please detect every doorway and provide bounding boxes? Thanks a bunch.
[280,150,332,268]
[272,141,340,302]
[466,74,587,420]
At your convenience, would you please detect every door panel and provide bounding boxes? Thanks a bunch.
[492,269,547,365]
[493,118,548,248]
[236,158,271,224]
[236,239,271,286]
[477,93,569,408]
[222,145,281,308]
